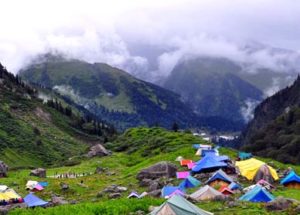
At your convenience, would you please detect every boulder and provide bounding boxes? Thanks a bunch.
[137,162,177,180]
[51,195,68,206]
[95,167,105,174]
[265,197,294,211]
[0,161,8,177]
[29,168,46,178]
[109,193,121,199]
[148,181,161,192]
[0,208,8,215]
[60,182,69,190]
[87,144,109,158]
[148,189,161,198]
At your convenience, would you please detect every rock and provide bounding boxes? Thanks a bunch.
[135,210,145,215]
[97,191,104,198]
[51,195,68,206]
[227,201,240,208]
[87,144,110,158]
[148,189,161,198]
[0,208,8,215]
[139,179,153,187]
[60,182,69,190]
[95,167,105,174]
[69,200,77,205]
[115,186,127,192]
[29,168,46,178]
[148,206,157,212]
[148,181,161,192]
[0,161,8,177]
[103,185,127,193]
[137,162,177,181]
[109,193,121,199]
[265,197,294,211]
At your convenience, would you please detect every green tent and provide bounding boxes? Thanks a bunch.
[150,194,213,215]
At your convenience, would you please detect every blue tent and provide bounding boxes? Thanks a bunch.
[239,185,275,202]
[206,169,233,184]
[228,182,241,190]
[24,193,48,207]
[179,176,201,189]
[192,156,227,173]
[204,153,229,162]
[238,152,252,160]
[201,149,216,156]
[281,171,300,185]
[38,182,49,187]
[161,186,185,198]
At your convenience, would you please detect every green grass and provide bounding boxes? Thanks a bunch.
[3,127,300,215]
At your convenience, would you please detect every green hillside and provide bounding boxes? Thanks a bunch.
[0,64,113,168]
[20,54,198,130]
[4,127,300,215]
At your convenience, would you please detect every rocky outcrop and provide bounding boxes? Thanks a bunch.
[30,168,46,178]
[136,162,177,181]
[265,197,299,211]
[87,144,110,158]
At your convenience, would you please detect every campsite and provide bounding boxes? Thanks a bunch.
[0,127,298,214]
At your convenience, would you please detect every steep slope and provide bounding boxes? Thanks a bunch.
[164,57,263,123]
[240,76,300,164]
[0,63,111,168]
[20,55,200,130]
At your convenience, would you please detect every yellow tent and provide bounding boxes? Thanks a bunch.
[236,158,278,181]
[0,189,21,201]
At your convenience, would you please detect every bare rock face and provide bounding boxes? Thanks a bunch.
[30,168,46,178]
[51,195,68,206]
[0,161,8,177]
[265,197,297,211]
[136,161,177,181]
[87,144,110,158]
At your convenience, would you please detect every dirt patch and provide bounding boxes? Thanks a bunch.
[34,107,52,122]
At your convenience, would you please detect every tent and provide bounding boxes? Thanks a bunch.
[201,149,217,157]
[192,156,227,173]
[0,188,22,202]
[180,160,193,166]
[206,169,233,187]
[176,171,190,179]
[127,192,140,198]
[219,186,234,195]
[228,182,241,190]
[193,144,200,149]
[24,193,48,207]
[150,194,214,215]
[38,182,49,187]
[239,185,275,203]
[179,176,201,189]
[281,171,300,189]
[161,186,185,198]
[175,156,184,161]
[235,158,278,183]
[190,185,223,201]
[204,153,229,162]
[238,152,252,160]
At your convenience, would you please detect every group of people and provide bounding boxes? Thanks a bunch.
[0,198,23,205]
[52,172,92,179]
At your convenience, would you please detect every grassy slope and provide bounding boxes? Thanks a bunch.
[7,127,300,215]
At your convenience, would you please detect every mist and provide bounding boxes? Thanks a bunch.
[1,0,300,83]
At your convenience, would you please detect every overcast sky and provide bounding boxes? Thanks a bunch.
[1,0,300,77]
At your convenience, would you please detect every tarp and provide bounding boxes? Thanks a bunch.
[190,185,223,201]
[235,158,278,182]
[150,194,214,215]
[161,186,185,198]
[239,185,275,203]
[38,182,49,187]
[180,160,193,166]
[176,171,190,179]
[179,176,201,189]
[206,169,233,184]
[281,171,300,185]
[127,192,139,198]
[201,149,216,157]
[257,179,274,190]
[26,181,38,190]
[192,156,227,173]
[24,193,48,207]
[238,152,252,160]
[193,144,200,149]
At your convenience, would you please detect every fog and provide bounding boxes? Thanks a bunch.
[1,0,300,81]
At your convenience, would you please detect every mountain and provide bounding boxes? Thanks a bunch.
[240,76,300,164]
[163,57,264,123]
[0,63,114,168]
[20,54,203,131]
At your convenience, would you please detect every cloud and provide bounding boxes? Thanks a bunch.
[0,0,300,80]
